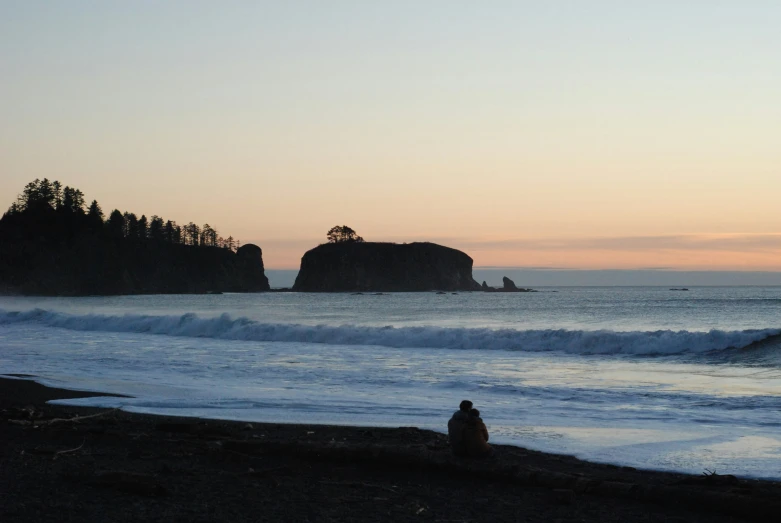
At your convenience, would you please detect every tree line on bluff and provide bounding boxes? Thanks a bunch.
[3,178,241,250]
[1,179,486,294]
[0,179,268,295]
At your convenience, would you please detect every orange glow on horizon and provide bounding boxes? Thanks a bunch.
[255,234,781,271]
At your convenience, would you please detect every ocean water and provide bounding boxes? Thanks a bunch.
[2,287,781,478]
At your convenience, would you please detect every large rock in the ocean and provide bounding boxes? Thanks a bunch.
[479,276,536,293]
[292,242,481,292]
[233,244,271,292]
[502,276,519,291]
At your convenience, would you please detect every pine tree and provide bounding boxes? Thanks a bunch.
[61,187,76,212]
[149,216,164,241]
[87,200,104,229]
[137,215,148,240]
[123,212,138,238]
[88,200,104,220]
[37,178,55,207]
[72,189,85,212]
[164,220,175,243]
[52,181,63,209]
[184,222,200,246]
[107,209,125,237]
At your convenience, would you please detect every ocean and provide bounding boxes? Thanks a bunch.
[2,286,781,479]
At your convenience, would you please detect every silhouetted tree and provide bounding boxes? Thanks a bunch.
[4,179,241,253]
[200,223,218,247]
[38,178,55,207]
[60,186,85,213]
[88,200,103,219]
[52,181,63,209]
[18,178,56,211]
[163,220,175,243]
[184,222,200,246]
[74,189,85,211]
[18,180,37,210]
[149,215,164,241]
[123,212,138,238]
[137,215,148,240]
[87,200,104,229]
[107,209,125,237]
[326,225,364,243]
[61,188,74,212]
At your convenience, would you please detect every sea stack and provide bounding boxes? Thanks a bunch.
[292,242,481,292]
[233,244,271,292]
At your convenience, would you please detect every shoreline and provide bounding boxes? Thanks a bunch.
[2,376,780,522]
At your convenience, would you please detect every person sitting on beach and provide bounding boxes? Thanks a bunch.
[447,400,472,455]
[461,408,492,458]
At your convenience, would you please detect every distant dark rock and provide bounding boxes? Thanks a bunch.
[292,242,481,292]
[670,288,690,291]
[479,276,537,293]
[502,276,519,291]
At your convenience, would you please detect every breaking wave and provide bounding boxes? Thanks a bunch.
[1,308,779,356]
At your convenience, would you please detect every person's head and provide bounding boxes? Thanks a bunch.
[459,400,473,412]
[470,408,480,418]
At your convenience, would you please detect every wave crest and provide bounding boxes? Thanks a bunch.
[1,308,778,356]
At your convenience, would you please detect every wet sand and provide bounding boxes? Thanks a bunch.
[1,375,779,522]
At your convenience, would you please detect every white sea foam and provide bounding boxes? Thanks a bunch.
[1,308,777,356]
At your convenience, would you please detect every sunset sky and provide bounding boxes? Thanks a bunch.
[2,1,779,269]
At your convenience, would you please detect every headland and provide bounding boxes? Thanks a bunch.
[0,179,270,295]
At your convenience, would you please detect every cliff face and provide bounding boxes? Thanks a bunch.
[0,213,270,295]
[0,239,270,296]
[292,242,481,292]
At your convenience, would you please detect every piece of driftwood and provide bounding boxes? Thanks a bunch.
[7,408,119,427]
[54,438,86,458]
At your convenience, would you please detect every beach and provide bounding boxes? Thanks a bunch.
[2,376,780,522]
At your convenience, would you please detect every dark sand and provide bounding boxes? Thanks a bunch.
[1,376,780,522]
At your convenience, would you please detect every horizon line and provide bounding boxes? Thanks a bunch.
[264,267,781,273]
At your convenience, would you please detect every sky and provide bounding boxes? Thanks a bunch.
[1,1,780,269]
